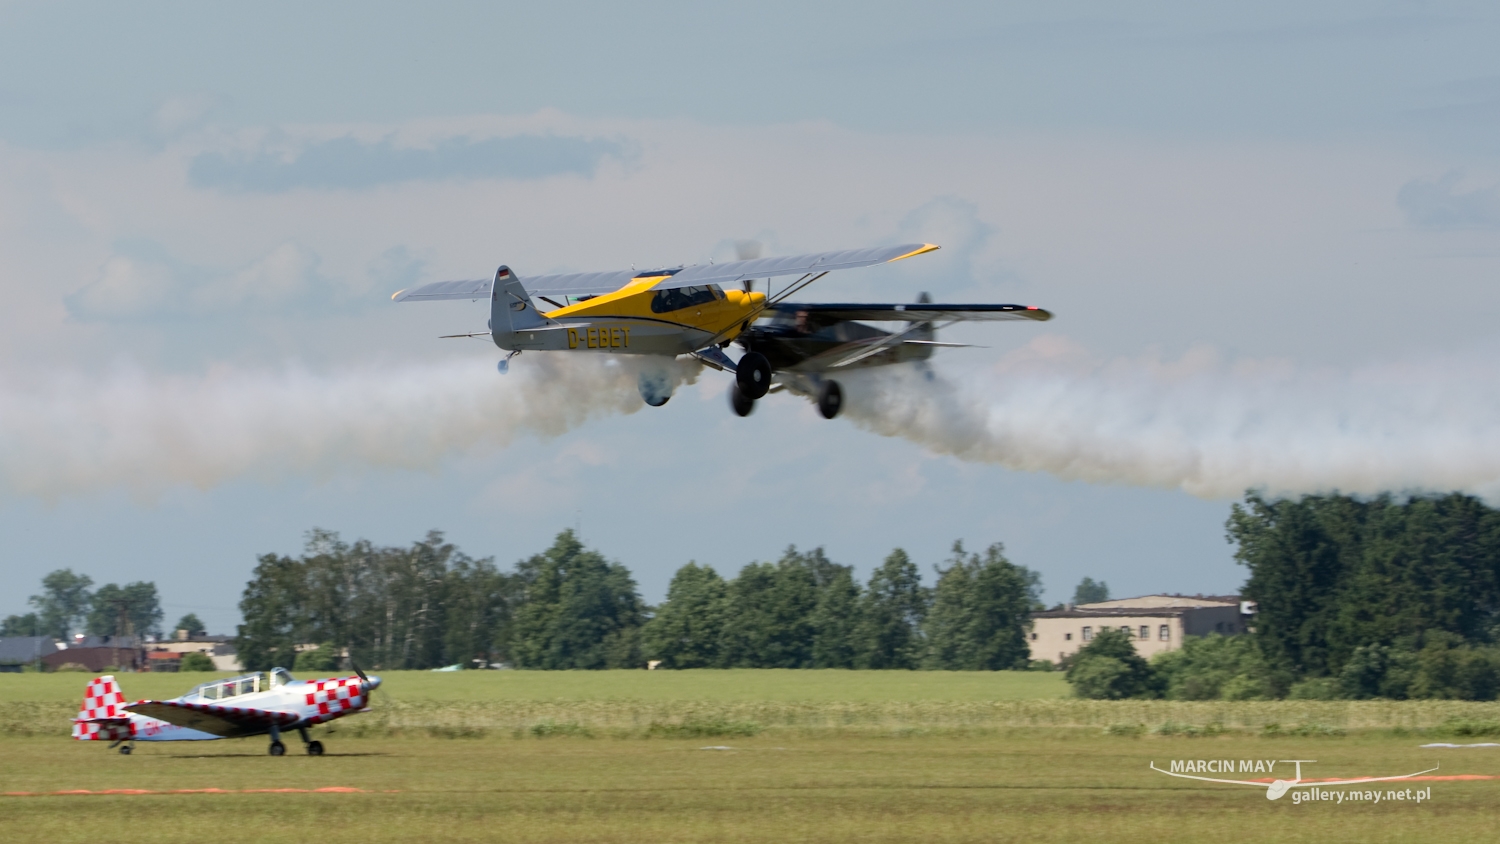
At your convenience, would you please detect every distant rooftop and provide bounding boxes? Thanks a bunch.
[1077,594,1241,610]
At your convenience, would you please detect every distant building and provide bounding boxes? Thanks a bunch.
[0,636,62,673]
[146,635,242,672]
[1029,594,1253,663]
[41,635,145,673]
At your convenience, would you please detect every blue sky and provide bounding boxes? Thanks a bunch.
[3,2,1500,634]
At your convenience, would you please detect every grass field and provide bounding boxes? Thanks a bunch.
[0,668,1073,704]
[4,671,1499,843]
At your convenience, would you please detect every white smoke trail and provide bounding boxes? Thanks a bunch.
[841,337,1500,501]
[0,354,700,499]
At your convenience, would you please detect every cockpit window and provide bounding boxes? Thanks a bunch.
[650,285,722,313]
[270,668,295,688]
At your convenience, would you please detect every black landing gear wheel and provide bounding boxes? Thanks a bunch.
[729,383,755,417]
[307,740,325,756]
[736,352,772,399]
[269,740,286,756]
[118,745,132,755]
[818,380,844,420]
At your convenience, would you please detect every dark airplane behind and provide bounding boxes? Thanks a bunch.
[726,295,1051,419]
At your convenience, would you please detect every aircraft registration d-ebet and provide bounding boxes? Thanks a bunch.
[71,666,381,756]
[393,243,1052,417]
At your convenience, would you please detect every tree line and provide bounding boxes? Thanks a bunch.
[0,570,170,640]
[1066,492,1500,701]
[234,529,1044,672]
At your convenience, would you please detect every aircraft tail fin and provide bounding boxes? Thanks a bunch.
[73,675,132,741]
[489,266,549,350]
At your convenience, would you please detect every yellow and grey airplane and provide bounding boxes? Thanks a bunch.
[392,244,941,404]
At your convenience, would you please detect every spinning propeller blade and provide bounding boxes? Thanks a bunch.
[735,239,763,292]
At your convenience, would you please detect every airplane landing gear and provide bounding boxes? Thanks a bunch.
[736,352,772,399]
[268,740,286,756]
[729,383,755,417]
[298,726,324,756]
[118,744,132,755]
[818,380,843,419]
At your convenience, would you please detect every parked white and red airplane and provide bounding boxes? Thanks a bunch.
[72,665,381,756]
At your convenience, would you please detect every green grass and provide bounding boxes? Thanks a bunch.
[6,671,1500,842]
[3,733,1498,843]
[7,671,1500,740]
[0,668,1071,703]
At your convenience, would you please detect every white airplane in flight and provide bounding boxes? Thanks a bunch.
[72,665,381,756]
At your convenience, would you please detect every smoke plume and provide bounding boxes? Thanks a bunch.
[842,338,1500,501]
[0,354,699,499]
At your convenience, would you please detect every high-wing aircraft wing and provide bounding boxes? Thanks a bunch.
[126,700,301,738]
[781,303,1052,322]
[390,277,492,302]
[391,244,938,302]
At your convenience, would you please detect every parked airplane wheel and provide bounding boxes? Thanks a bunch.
[269,740,286,756]
[818,380,843,420]
[307,740,325,756]
[729,383,755,417]
[737,352,772,399]
[118,745,131,755]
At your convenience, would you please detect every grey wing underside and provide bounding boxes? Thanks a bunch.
[127,700,301,737]
[784,303,1053,322]
[391,243,937,302]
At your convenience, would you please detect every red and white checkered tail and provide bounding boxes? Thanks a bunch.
[72,675,132,741]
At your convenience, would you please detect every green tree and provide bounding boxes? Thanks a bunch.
[1230,492,1500,678]
[1072,577,1110,605]
[810,564,861,668]
[442,555,514,670]
[856,548,928,669]
[86,581,162,638]
[719,547,823,668]
[174,613,206,637]
[1151,634,1288,700]
[923,542,1040,670]
[1066,628,1161,699]
[179,652,215,672]
[28,569,94,640]
[293,642,342,673]
[0,613,42,637]
[237,529,514,672]
[509,530,646,669]
[641,562,728,668]
[236,552,309,671]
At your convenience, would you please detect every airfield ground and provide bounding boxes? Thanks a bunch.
[3,671,1498,843]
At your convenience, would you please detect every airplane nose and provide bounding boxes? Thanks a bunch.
[367,675,382,690]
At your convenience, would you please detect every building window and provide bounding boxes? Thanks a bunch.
[1082,627,1093,641]
[1030,632,1038,640]
[1122,626,1133,635]
[1159,625,1170,641]
[1064,633,1072,641]
[1140,625,1150,639]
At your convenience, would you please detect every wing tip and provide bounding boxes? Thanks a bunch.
[391,289,407,302]
[891,243,941,263]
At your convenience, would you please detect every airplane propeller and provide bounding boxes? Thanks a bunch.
[350,658,379,698]
[734,239,763,292]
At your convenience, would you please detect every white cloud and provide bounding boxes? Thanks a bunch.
[66,241,339,321]
[1398,171,1500,229]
